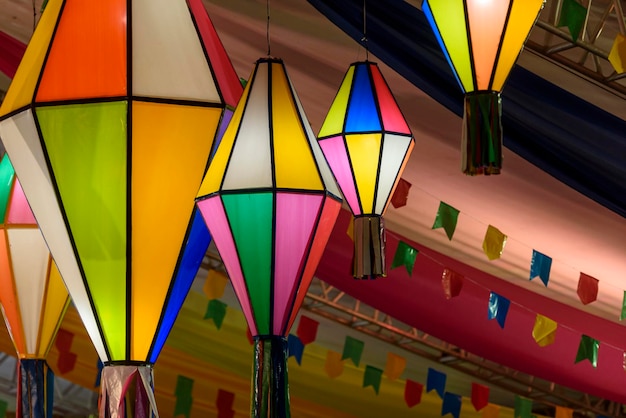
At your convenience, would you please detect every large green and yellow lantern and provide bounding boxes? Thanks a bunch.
[0,0,242,415]
[423,0,544,175]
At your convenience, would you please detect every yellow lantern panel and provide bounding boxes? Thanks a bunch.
[345,133,382,214]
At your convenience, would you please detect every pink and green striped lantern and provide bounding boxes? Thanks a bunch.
[318,61,414,279]
[196,58,342,418]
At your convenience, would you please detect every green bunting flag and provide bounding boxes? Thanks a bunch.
[204,299,228,329]
[432,202,460,240]
[363,365,383,394]
[558,0,587,42]
[174,375,194,418]
[514,396,533,418]
[0,399,7,418]
[575,334,599,367]
[391,241,419,276]
[621,291,626,321]
[342,336,365,366]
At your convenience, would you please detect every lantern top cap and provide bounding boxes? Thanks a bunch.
[256,57,284,65]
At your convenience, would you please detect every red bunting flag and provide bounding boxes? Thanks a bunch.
[216,389,235,418]
[54,328,77,375]
[442,268,464,299]
[404,379,423,408]
[296,315,319,345]
[391,178,412,208]
[577,273,599,305]
[0,31,26,78]
[245,327,254,345]
[471,383,490,411]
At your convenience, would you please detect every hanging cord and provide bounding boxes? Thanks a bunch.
[32,0,37,32]
[266,0,271,56]
[362,0,369,61]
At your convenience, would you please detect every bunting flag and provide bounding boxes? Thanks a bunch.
[488,292,510,329]
[0,31,26,78]
[55,328,77,375]
[621,291,626,321]
[426,367,446,398]
[216,389,235,418]
[609,33,626,73]
[529,250,552,287]
[514,396,532,418]
[174,375,194,418]
[532,314,558,347]
[404,379,423,408]
[575,334,599,367]
[577,273,599,305]
[288,334,305,365]
[363,365,383,394]
[558,0,588,41]
[471,383,490,411]
[0,399,6,418]
[555,406,574,418]
[482,404,500,418]
[296,315,319,345]
[94,360,104,388]
[391,178,412,208]
[432,202,460,240]
[346,218,354,241]
[391,241,419,277]
[442,392,462,418]
[442,268,464,299]
[342,336,365,366]
[204,299,228,329]
[384,352,406,380]
[325,350,344,379]
[482,225,507,261]
[245,327,254,345]
[203,269,229,300]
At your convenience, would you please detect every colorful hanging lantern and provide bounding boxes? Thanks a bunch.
[0,0,242,415]
[318,61,415,279]
[0,154,70,418]
[196,58,342,418]
[422,0,544,175]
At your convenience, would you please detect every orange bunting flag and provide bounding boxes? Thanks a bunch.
[609,33,626,73]
[471,383,490,411]
[346,217,354,241]
[482,225,507,261]
[577,273,599,305]
[404,379,423,408]
[442,268,464,299]
[482,404,500,418]
[384,352,406,380]
[391,178,412,208]
[203,269,229,300]
[532,314,557,347]
[325,350,344,379]
[555,406,573,418]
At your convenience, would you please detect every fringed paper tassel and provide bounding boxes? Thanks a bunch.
[462,91,503,176]
[99,364,159,418]
[17,359,53,418]
[353,216,386,279]
[251,337,290,418]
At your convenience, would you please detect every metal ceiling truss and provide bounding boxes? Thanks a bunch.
[301,277,626,418]
[527,0,626,97]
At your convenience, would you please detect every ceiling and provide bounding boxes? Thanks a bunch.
[0,0,625,416]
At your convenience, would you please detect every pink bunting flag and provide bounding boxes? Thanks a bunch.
[471,383,490,411]
[404,379,423,408]
[442,268,464,299]
[296,315,319,345]
[577,273,599,305]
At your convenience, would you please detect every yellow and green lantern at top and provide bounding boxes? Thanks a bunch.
[0,0,242,415]
[423,0,545,175]
[318,61,415,279]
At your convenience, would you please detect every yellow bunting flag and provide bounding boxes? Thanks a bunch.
[384,352,406,381]
[203,269,229,300]
[532,314,557,347]
[555,406,573,418]
[482,225,507,261]
[346,217,354,241]
[325,350,344,379]
[482,404,500,418]
[609,34,626,73]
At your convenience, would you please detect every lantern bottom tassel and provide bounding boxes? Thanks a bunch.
[353,215,386,279]
[17,359,54,418]
[99,364,159,418]
[252,336,290,418]
[462,91,503,176]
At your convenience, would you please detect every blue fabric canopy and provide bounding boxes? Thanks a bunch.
[307,0,626,219]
